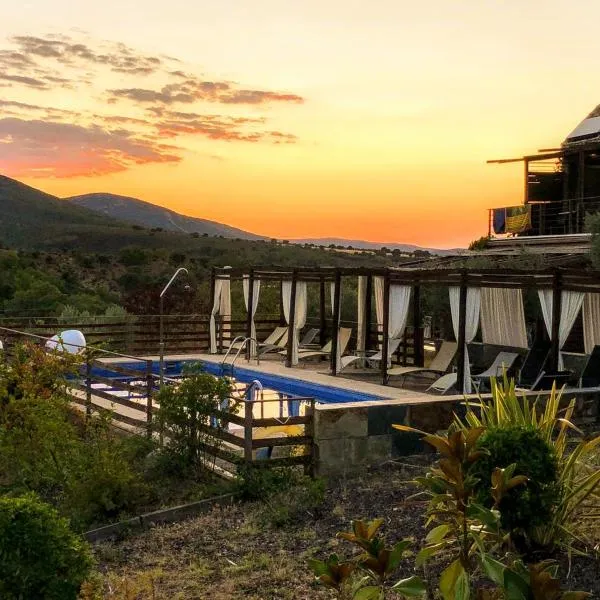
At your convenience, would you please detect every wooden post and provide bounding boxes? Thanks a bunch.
[524,158,529,204]
[413,284,424,367]
[244,399,253,463]
[285,269,298,368]
[364,274,373,351]
[85,356,92,419]
[145,359,153,438]
[456,272,468,393]
[381,271,390,385]
[319,278,327,347]
[330,269,342,376]
[245,270,255,361]
[304,398,316,477]
[550,270,562,373]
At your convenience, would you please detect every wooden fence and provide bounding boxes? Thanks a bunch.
[67,357,315,476]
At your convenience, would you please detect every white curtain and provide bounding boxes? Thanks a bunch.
[330,283,335,315]
[388,285,411,363]
[374,276,384,349]
[243,276,261,356]
[209,278,223,353]
[449,286,481,393]
[583,293,600,354]
[480,288,528,349]
[537,289,584,370]
[282,281,308,365]
[356,276,368,363]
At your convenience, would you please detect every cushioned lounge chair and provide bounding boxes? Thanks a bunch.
[427,372,457,394]
[387,340,458,380]
[340,337,403,370]
[580,345,600,387]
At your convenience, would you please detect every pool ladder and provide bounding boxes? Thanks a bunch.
[221,336,260,376]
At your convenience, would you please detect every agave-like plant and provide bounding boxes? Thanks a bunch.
[454,375,600,551]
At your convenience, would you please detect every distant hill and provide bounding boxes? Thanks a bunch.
[0,174,127,248]
[67,193,264,240]
[292,238,461,255]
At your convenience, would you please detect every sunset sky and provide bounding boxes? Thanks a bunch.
[0,0,598,248]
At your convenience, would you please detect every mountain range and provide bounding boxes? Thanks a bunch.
[67,193,265,240]
[0,174,455,254]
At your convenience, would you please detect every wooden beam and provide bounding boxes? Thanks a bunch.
[550,270,562,373]
[319,278,327,347]
[245,269,255,360]
[330,269,342,376]
[524,158,529,204]
[456,272,468,394]
[413,285,424,367]
[364,274,373,351]
[285,269,298,368]
[381,271,390,385]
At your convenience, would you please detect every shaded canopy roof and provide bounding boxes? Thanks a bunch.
[564,104,600,146]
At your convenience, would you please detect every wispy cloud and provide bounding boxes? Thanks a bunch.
[0,32,304,178]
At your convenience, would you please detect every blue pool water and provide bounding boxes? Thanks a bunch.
[91,359,385,405]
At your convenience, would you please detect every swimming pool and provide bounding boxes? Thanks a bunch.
[91,359,386,405]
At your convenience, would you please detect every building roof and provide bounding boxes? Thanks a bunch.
[564,104,600,146]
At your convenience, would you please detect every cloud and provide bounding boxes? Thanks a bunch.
[0,32,304,177]
[0,117,181,178]
[10,35,164,75]
[0,73,48,89]
[109,77,304,106]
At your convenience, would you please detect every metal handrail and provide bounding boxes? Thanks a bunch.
[220,336,261,371]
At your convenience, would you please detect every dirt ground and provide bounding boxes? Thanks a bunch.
[93,458,600,599]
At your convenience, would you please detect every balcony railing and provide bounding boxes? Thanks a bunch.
[488,196,600,237]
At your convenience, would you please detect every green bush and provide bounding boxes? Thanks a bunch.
[469,426,560,533]
[154,364,233,477]
[0,494,93,600]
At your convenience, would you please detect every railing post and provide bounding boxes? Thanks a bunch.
[304,398,315,478]
[85,355,92,419]
[145,359,153,438]
[244,399,253,464]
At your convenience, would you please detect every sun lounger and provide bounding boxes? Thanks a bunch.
[387,340,458,380]
[294,327,353,361]
[517,340,550,389]
[299,328,320,347]
[259,329,289,355]
[471,351,520,391]
[427,372,457,394]
[340,337,402,370]
[580,345,600,387]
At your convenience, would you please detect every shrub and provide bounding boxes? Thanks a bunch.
[456,377,600,551]
[469,426,560,534]
[0,494,93,600]
[154,364,234,477]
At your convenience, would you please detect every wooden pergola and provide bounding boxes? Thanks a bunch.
[211,265,600,392]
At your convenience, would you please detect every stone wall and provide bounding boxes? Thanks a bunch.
[313,398,460,477]
[313,389,600,477]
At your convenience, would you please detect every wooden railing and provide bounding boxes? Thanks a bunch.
[66,357,314,476]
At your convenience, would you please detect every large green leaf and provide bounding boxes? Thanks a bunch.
[481,554,506,586]
[386,539,411,572]
[426,524,451,544]
[353,585,383,600]
[439,559,464,600]
[391,575,427,597]
[503,569,529,600]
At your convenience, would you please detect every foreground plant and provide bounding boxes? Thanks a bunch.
[455,376,600,551]
[309,518,425,599]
